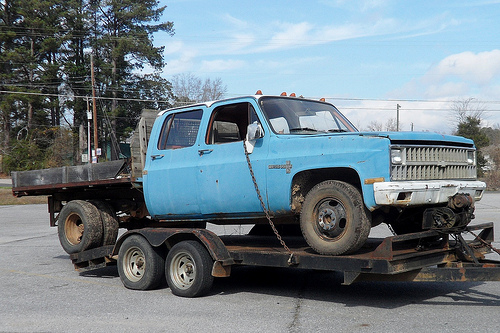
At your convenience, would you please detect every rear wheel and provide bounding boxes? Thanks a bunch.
[89,200,119,245]
[300,180,371,255]
[166,241,214,297]
[117,235,165,290]
[57,200,103,254]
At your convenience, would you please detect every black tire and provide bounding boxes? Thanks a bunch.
[58,200,103,254]
[300,180,371,255]
[166,241,214,298]
[89,200,119,245]
[117,235,165,290]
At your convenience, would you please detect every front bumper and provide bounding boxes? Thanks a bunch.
[373,180,486,206]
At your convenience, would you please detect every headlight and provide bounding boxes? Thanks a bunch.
[467,151,475,165]
[391,149,403,165]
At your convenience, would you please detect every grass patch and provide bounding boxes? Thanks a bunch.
[0,187,47,205]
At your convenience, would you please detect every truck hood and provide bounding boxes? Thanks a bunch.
[343,131,475,147]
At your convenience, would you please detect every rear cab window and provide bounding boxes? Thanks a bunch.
[157,109,203,150]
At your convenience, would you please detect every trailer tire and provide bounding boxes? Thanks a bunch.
[58,200,103,254]
[89,200,119,245]
[300,180,371,255]
[117,235,165,290]
[166,241,214,298]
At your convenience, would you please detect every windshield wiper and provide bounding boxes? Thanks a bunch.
[289,127,318,133]
[328,129,348,133]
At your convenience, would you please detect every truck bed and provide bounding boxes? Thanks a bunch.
[11,159,134,197]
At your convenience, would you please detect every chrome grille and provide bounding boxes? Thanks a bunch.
[391,146,477,181]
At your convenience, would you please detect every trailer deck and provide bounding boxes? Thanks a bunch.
[69,222,500,286]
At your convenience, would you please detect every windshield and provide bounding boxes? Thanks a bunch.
[259,97,357,135]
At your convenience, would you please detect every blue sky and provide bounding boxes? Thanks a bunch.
[152,0,500,133]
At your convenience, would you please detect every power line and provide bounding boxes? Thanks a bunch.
[4,89,500,109]
[0,90,171,104]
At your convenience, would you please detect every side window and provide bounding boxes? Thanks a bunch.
[157,109,203,150]
[207,102,262,144]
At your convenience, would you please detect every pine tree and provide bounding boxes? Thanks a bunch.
[91,0,174,158]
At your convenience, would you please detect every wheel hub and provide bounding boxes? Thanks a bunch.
[316,199,347,238]
[318,208,337,231]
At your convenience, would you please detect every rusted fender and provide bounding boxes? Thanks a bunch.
[113,228,235,267]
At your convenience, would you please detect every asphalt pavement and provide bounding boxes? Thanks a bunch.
[1,194,500,333]
[0,178,11,187]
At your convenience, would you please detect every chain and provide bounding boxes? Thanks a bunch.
[243,141,295,264]
[467,229,500,256]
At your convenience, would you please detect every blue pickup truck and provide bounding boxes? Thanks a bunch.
[12,93,491,297]
[143,93,485,255]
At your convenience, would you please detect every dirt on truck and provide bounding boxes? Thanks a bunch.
[11,93,500,297]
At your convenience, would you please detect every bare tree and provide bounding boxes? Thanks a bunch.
[172,73,227,106]
[450,98,487,127]
[366,118,399,132]
[201,77,227,101]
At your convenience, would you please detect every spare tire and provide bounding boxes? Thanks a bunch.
[58,200,103,254]
[89,200,119,246]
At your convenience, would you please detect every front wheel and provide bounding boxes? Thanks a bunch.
[117,235,165,290]
[300,180,371,255]
[166,241,214,298]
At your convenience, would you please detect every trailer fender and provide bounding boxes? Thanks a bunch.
[113,228,235,277]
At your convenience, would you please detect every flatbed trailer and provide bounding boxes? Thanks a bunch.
[67,220,500,297]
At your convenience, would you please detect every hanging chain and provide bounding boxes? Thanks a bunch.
[466,229,500,256]
[243,141,295,264]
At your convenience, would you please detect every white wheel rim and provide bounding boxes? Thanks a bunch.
[123,246,146,282]
[170,252,196,290]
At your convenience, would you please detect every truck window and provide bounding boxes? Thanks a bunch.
[207,103,261,144]
[157,109,203,150]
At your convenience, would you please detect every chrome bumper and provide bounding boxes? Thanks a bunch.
[373,180,486,206]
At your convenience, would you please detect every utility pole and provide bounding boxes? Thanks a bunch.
[396,104,401,132]
[86,97,92,164]
[91,54,99,163]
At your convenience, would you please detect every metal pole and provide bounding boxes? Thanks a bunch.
[86,97,92,164]
[91,54,98,163]
[396,104,400,131]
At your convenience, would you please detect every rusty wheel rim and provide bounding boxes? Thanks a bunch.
[64,213,84,245]
[314,198,348,240]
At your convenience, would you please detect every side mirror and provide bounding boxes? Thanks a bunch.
[245,122,264,154]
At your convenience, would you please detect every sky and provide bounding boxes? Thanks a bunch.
[150,0,500,134]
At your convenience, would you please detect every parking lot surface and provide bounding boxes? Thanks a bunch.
[1,193,500,333]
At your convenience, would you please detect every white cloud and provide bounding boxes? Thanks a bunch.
[394,50,500,100]
[199,59,245,73]
[164,48,198,75]
[428,50,500,85]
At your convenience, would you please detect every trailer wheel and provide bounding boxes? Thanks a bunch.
[117,235,165,290]
[166,241,214,297]
[58,200,103,254]
[89,200,119,245]
[300,180,371,255]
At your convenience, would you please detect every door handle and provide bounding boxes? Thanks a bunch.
[198,149,213,156]
[151,154,164,160]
